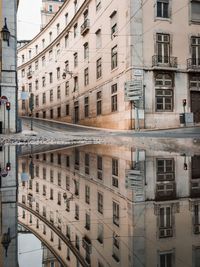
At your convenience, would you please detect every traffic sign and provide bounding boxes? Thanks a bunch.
[1,96,8,104]
[1,169,8,177]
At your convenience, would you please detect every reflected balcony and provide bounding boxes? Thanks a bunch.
[152,55,178,69]
[187,58,200,71]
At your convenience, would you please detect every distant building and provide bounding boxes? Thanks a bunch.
[0,0,18,133]
[17,0,200,130]
[41,0,65,29]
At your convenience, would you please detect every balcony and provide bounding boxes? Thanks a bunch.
[152,55,178,69]
[187,58,200,71]
[27,71,32,79]
[81,19,90,36]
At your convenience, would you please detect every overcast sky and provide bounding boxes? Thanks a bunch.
[17,0,42,40]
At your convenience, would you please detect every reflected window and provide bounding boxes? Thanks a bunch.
[97,156,103,180]
[50,170,54,183]
[75,204,79,220]
[43,225,46,235]
[58,172,61,186]
[36,182,39,193]
[159,250,174,267]
[112,158,119,187]
[98,192,103,214]
[58,193,61,205]
[50,231,54,242]
[43,167,46,180]
[85,153,90,174]
[50,153,54,163]
[193,203,200,234]
[43,185,46,196]
[112,233,120,262]
[159,206,173,238]
[66,155,70,168]
[75,235,80,250]
[50,188,53,200]
[85,185,90,204]
[74,149,80,170]
[57,153,61,165]
[97,223,103,244]
[66,225,71,240]
[156,0,169,18]
[74,180,79,196]
[66,176,70,190]
[113,201,119,226]
[85,213,90,230]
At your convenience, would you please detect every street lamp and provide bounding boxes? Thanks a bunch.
[1,18,10,46]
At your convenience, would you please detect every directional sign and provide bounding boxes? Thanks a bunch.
[1,169,8,177]
[1,95,8,104]
[124,80,143,101]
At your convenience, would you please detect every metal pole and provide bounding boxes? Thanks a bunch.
[4,104,6,134]
[30,112,33,131]
[8,110,10,134]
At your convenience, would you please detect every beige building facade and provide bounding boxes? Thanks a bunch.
[17,0,200,130]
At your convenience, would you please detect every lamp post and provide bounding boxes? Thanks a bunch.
[1,18,10,46]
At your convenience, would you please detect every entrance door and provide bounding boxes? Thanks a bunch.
[191,91,200,123]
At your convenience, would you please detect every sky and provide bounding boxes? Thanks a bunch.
[17,0,42,40]
[18,233,42,267]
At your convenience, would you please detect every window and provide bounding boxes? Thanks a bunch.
[58,193,61,205]
[65,81,69,96]
[97,223,103,243]
[74,148,80,169]
[96,58,102,79]
[98,192,103,214]
[159,251,174,267]
[112,158,118,187]
[65,13,68,25]
[191,37,200,65]
[57,86,61,99]
[85,213,90,230]
[22,55,25,63]
[29,50,31,59]
[157,159,174,181]
[56,43,60,55]
[74,179,79,196]
[113,201,119,226]
[159,206,173,238]
[66,176,70,190]
[50,109,53,119]
[157,0,169,18]
[84,68,89,86]
[50,89,53,102]
[57,23,60,35]
[66,104,70,115]
[111,45,118,69]
[112,233,120,262]
[74,76,78,91]
[21,69,25,77]
[156,33,170,63]
[50,169,54,183]
[49,72,53,83]
[50,188,53,200]
[42,76,45,87]
[57,67,60,79]
[35,45,38,54]
[96,29,102,49]
[49,32,52,43]
[35,61,38,70]
[85,185,90,204]
[43,167,46,179]
[97,91,102,115]
[43,185,46,196]
[74,23,78,38]
[66,225,71,239]
[42,39,45,48]
[28,83,32,92]
[110,11,117,39]
[85,153,90,174]
[84,97,89,117]
[58,172,61,186]
[42,93,46,104]
[155,73,173,111]
[74,0,78,13]
[65,34,69,47]
[191,0,200,22]
[189,74,200,89]
[65,60,69,72]
[74,52,78,67]
[111,84,118,112]
[42,56,46,67]
[97,156,103,180]
[96,0,101,11]
[75,204,79,220]
[36,182,39,193]
[84,42,89,59]
[49,5,53,12]
[35,80,38,90]
[49,50,53,61]
[75,235,79,250]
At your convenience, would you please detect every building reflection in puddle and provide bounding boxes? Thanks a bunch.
[0,146,18,267]
[10,144,200,266]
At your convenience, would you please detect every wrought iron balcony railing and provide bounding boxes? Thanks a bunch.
[81,19,90,35]
[152,55,178,68]
[187,58,200,70]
